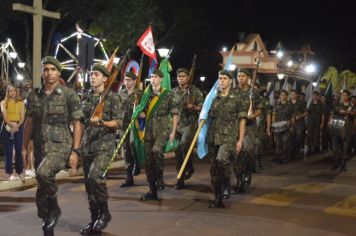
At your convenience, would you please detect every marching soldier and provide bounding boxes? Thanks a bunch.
[320,95,331,152]
[272,90,294,163]
[236,68,263,175]
[206,70,247,208]
[290,90,307,159]
[171,68,203,189]
[306,91,324,155]
[118,72,141,188]
[139,69,179,200]
[330,90,356,171]
[80,64,123,235]
[22,56,84,236]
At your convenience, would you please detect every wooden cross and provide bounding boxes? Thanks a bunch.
[13,0,60,88]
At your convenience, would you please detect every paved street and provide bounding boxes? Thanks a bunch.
[0,152,356,236]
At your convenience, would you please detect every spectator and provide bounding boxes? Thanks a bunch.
[0,84,25,181]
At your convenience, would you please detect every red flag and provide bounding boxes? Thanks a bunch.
[137,26,157,60]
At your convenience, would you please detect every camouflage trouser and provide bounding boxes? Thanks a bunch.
[255,124,266,155]
[122,131,138,174]
[208,144,233,187]
[144,136,166,183]
[35,152,69,219]
[175,126,195,171]
[275,131,291,160]
[82,150,112,208]
[244,125,257,155]
[307,122,321,153]
[291,122,305,157]
[331,135,351,160]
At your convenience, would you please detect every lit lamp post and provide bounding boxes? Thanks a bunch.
[157,48,170,58]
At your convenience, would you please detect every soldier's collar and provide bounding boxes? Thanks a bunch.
[38,84,63,95]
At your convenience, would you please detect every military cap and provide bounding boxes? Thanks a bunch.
[313,91,320,95]
[341,89,350,95]
[152,69,164,78]
[176,68,190,75]
[125,71,137,80]
[238,68,252,78]
[280,89,289,95]
[41,56,62,71]
[218,69,233,79]
[92,63,110,77]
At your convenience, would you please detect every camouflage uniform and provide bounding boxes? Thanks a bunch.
[321,102,331,152]
[81,90,123,212]
[171,85,203,180]
[144,89,179,185]
[207,89,247,190]
[26,84,83,219]
[330,102,355,170]
[273,101,294,162]
[306,101,323,154]
[118,88,141,180]
[290,100,306,158]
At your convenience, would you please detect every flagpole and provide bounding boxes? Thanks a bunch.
[177,120,205,180]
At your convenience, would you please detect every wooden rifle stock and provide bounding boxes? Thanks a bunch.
[247,50,263,116]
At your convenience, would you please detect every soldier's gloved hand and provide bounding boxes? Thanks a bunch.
[69,152,78,175]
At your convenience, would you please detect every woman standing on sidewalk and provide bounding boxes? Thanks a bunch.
[0,84,25,181]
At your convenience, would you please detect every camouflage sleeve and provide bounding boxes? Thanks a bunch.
[300,101,306,113]
[236,95,248,119]
[68,89,84,121]
[110,94,124,128]
[194,86,204,106]
[168,91,179,116]
[254,91,264,110]
[25,92,33,117]
[272,104,278,115]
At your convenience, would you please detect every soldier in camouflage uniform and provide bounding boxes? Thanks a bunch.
[236,68,263,184]
[140,69,179,201]
[79,64,123,235]
[206,70,247,208]
[306,91,324,155]
[272,90,294,163]
[22,56,83,236]
[330,90,356,171]
[118,72,141,188]
[255,91,272,170]
[171,68,204,189]
[320,95,332,152]
[290,90,307,159]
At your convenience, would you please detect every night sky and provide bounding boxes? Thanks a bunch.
[2,0,355,86]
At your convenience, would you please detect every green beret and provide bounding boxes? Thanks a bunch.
[125,71,137,80]
[92,63,110,77]
[218,69,233,79]
[41,56,62,71]
[176,68,190,75]
[238,68,252,78]
[152,69,164,78]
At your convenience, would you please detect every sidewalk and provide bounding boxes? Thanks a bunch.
[0,152,176,192]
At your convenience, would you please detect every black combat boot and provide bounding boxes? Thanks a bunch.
[174,178,185,190]
[209,186,225,208]
[222,178,231,199]
[43,196,61,232]
[93,202,111,231]
[120,171,134,188]
[80,204,100,235]
[140,181,158,201]
[43,228,54,236]
[157,171,165,191]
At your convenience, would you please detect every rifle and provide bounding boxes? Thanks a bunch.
[187,54,197,107]
[247,50,263,117]
[91,49,130,121]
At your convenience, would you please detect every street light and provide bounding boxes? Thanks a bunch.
[17,74,24,80]
[229,64,236,71]
[277,50,283,58]
[18,62,26,68]
[200,76,206,82]
[305,64,316,73]
[222,47,227,52]
[277,73,285,80]
[312,82,317,87]
[9,52,18,59]
[157,48,170,58]
[287,60,293,67]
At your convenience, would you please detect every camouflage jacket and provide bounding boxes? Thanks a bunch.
[144,88,179,141]
[236,86,263,126]
[171,85,204,131]
[290,100,306,125]
[273,101,294,122]
[26,84,83,158]
[81,91,123,153]
[307,101,323,124]
[118,88,142,127]
[207,89,247,146]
